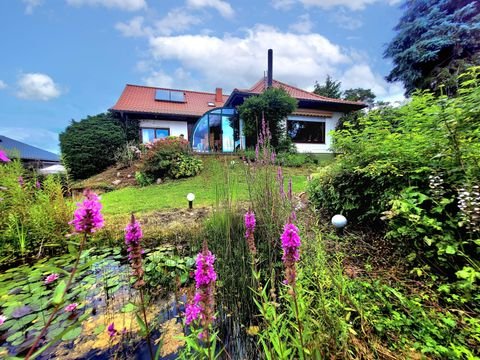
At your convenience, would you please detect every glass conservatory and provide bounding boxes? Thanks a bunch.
[191,107,244,153]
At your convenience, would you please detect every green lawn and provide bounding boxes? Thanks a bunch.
[101,157,311,215]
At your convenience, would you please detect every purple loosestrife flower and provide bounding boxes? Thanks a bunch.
[185,242,217,339]
[281,223,301,286]
[0,150,10,162]
[125,214,146,288]
[288,178,293,201]
[0,315,6,326]
[69,189,104,234]
[65,303,78,312]
[35,180,41,190]
[277,167,285,198]
[18,176,24,187]
[244,210,257,255]
[107,322,117,337]
[44,273,59,284]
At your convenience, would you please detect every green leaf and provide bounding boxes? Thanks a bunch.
[135,313,147,335]
[445,245,456,255]
[121,303,137,313]
[52,280,66,305]
[61,326,82,341]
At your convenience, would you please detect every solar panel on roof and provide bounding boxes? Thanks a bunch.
[155,89,170,101]
[170,90,185,102]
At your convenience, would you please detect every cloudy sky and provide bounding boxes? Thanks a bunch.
[0,0,404,153]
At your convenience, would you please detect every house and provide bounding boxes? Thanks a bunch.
[0,135,60,169]
[110,50,366,154]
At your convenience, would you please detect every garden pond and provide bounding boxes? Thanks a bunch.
[0,246,257,359]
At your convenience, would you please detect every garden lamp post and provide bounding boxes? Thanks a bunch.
[187,193,195,209]
[331,214,347,236]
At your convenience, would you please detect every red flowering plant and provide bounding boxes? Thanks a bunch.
[140,136,202,180]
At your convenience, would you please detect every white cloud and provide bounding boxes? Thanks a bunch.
[289,14,314,34]
[22,0,43,14]
[143,70,174,88]
[0,80,7,90]
[186,0,234,18]
[116,8,202,38]
[271,0,296,10]
[147,25,349,91]
[154,8,202,35]
[273,0,399,11]
[115,16,151,37]
[16,73,62,101]
[340,64,404,101]
[331,9,363,29]
[0,127,59,154]
[66,0,146,11]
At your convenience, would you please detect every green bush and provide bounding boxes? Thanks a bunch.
[308,67,480,300]
[60,113,126,180]
[134,171,154,187]
[114,141,141,168]
[0,160,73,259]
[141,137,202,180]
[170,154,203,178]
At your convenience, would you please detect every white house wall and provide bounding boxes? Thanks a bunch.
[287,112,342,153]
[139,119,188,137]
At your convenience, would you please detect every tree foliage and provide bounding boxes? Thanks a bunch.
[384,0,480,95]
[343,88,376,106]
[60,113,126,179]
[313,75,342,98]
[309,67,480,303]
[238,87,297,149]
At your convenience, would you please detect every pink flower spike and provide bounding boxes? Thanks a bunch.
[64,303,78,312]
[69,189,104,234]
[44,273,59,284]
[0,150,10,163]
[107,322,117,337]
[0,315,7,326]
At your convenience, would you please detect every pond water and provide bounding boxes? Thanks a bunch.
[0,248,258,359]
[0,248,187,359]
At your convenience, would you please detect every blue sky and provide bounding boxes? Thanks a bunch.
[0,0,404,153]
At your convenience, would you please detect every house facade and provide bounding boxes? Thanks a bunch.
[110,54,365,153]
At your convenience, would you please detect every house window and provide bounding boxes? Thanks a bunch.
[141,128,170,143]
[287,120,326,144]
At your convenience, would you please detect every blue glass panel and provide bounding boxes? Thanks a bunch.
[192,114,209,152]
[142,129,155,143]
[222,116,234,152]
[221,108,235,115]
[155,89,170,101]
[155,129,169,139]
[170,90,185,102]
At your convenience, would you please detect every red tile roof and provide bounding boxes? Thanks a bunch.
[240,78,365,106]
[110,84,228,117]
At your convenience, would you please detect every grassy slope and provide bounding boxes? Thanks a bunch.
[101,157,311,215]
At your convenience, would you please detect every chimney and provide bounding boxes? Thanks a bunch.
[267,49,273,88]
[215,87,223,102]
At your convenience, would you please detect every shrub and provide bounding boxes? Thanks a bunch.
[308,67,480,300]
[169,154,203,178]
[60,113,126,179]
[141,137,202,180]
[0,160,73,258]
[135,171,153,187]
[114,141,142,168]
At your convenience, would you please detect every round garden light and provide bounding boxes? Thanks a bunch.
[187,193,195,209]
[331,214,347,236]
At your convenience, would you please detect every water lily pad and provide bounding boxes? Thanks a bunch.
[61,326,82,341]
[11,306,33,318]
